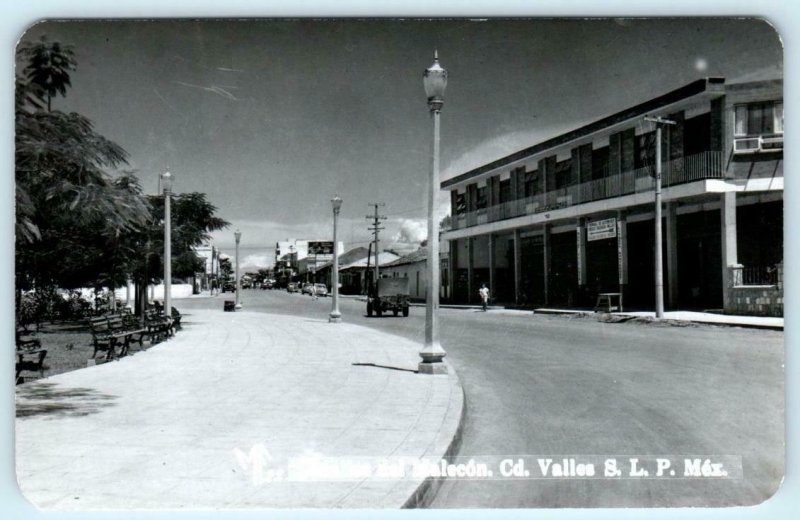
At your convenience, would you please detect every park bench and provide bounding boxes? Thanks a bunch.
[170,307,182,328]
[88,313,145,359]
[15,329,47,384]
[144,308,174,343]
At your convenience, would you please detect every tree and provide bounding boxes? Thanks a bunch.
[18,36,76,112]
[15,37,152,318]
[219,257,233,281]
[127,192,229,314]
[15,37,230,321]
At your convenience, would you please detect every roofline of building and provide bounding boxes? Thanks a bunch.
[441,77,726,190]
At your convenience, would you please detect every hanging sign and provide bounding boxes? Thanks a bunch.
[587,218,617,241]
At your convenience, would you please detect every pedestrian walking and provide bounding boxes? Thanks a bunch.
[310,284,318,301]
[479,283,490,311]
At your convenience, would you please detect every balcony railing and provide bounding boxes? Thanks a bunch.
[451,151,725,230]
[742,265,779,286]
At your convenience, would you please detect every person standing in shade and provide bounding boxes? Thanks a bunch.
[479,283,490,312]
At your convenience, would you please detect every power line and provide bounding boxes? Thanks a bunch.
[367,203,387,285]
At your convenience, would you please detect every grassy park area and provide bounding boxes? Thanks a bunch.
[17,319,166,384]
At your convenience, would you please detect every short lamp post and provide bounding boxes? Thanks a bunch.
[419,51,448,374]
[234,229,242,309]
[329,195,343,323]
[161,171,172,317]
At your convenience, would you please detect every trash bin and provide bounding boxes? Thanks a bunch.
[224,300,236,312]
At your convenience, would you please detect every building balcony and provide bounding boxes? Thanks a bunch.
[452,150,726,230]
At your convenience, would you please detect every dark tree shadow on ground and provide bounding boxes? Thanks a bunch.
[16,382,118,419]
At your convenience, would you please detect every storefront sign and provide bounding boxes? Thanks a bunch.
[617,220,624,284]
[576,227,583,285]
[587,218,617,241]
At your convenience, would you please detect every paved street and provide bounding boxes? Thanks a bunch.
[184,289,785,507]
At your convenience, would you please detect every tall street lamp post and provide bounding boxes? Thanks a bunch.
[644,115,676,318]
[161,171,172,317]
[419,51,448,375]
[330,195,343,323]
[234,229,242,309]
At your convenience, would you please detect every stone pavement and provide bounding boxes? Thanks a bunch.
[15,310,463,510]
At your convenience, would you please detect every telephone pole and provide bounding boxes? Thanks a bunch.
[366,203,387,289]
[644,115,676,318]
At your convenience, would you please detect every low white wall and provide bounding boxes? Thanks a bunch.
[113,283,194,303]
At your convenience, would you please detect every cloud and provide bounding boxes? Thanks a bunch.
[173,80,239,101]
[393,218,427,244]
[240,253,273,271]
[441,124,580,184]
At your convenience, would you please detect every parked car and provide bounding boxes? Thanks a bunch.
[301,283,314,295]
[313,283,328,297]
[262,279,274,290]
[287,282,300,293]
[221,281,236,293]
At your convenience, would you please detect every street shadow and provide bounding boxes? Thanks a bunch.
[352,362,418,374]
[16,382,118,419]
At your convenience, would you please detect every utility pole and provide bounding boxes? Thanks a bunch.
[644,115,676,318]
[366,203,387,290]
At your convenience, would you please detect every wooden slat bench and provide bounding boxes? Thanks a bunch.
[88,314,146,360]
[170,307,182,328]
[16,348,48,384]
[16,329,47,384]
[144,309,174,343]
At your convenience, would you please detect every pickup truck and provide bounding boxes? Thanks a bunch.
[367,277,410,317]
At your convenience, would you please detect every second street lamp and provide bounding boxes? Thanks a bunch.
[418,51,448,375]
[161,170,172,318]
[234,229,242,309]
[330,195,343,323]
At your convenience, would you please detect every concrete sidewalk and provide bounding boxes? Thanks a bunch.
[15,310,463,510]
[534,307,783,330]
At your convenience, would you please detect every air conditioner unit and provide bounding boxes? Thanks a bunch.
[733,136,783,154]
[733,137,761,154]
[761,136,784,152]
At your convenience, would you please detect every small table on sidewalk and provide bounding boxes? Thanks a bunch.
[594,292,623,313]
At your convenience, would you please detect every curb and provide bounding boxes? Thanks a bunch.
[402,361,467,509]
[533,308,784,331]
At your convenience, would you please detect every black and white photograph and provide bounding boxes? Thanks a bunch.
[10,14,786,511]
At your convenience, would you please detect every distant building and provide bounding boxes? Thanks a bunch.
[193,243,220,291]
[275,238,345,281]
[381,249,428,300]
[441,77,783,315]
[315,248,400,295]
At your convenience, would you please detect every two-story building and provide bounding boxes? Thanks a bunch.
[440,77,783,315]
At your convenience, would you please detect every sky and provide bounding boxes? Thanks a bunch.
[17,18,782,271]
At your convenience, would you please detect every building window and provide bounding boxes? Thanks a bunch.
[523,170,538,197]
[455,193,466,215]
[476,186,487,209]
[499,179,511,203]
[555,159,571,189]
[735,101,783,137]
